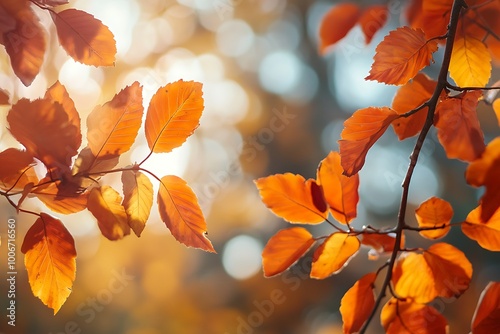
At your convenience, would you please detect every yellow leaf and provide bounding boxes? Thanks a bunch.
[122,170,153,237]
[21,213,76,314]
[450,36,491,87]
[310,233,360,279]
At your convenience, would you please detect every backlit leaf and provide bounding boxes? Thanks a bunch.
[0,88,10,105]
[415,197,453,239]
[145,80,204,153]
[87,186,130,240]
[462,205,500,251]
[0,148,33,181]
[87,81,143,159]
[33,177,87,214]
[366,26,438,85]
[71,146,120,177]
[339,107,400,176]
[318,3,360,54]
[262,227,315,277]
[466,137,500,221]
[393,243,472,303]
[391,73,436,140]
[450,36,491,87]
[340,273,376,334]
[471,282,500,334]
[52,8,116,66]
[358,5,388,44]
[310,233,360,279]
[494,99,500,126]
[434,91,485,162]
[361,232,404,260]
[317,151,359,224]
[255,173,328,224]
[158,175,215,252]
[381,298,448,334]
[122,170,153,237]
[21,213,76,314]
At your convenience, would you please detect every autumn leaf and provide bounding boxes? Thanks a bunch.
[466,137,500,221]
[462,205,500,251]
[122,170,153,237]
[72,147,120,177]
[0,88,10,105]
[407,0,451,39]
[366,26,438,85]
[310,233,360,279]
[0,148,33,182]
[262,227,315,277]
[471,282,500,334]
[340,273,376,334]
[316,151,359,224]
[434,91,485,162]
[7,98,81,174]
[34,0,69,6]
[145,80,204,154]
[494,99,500,126]
[1,3,45,86]
[339,107,400,176]
[415,197,453,239]
[318,3,360,54]
[391,73,436,140]
[158,175,215,252]
[255,173,328,224]
[449,35,491,87]
[52,8,116,66]
[87,186,130,240]
[381,298,448,334]
[393,243,472,303]
[21,213,76,314]
[361,232,404,260]
[358,5,388,44]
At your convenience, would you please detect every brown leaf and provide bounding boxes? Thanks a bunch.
[122,170,153,237]
[52,8,116,66]
[0,148,33,182]
[340,273,376,333]
[21,213,76,314]
[0,88,10,105]
[310,233,360,279]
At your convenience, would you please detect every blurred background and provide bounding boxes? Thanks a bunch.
[1,0,499,333]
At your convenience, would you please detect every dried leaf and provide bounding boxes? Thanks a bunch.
[462,205,500,251]
[21,213,76,314]
[145,80,204,153]
[339,107,400,176]
[317,151,359,224]
[262,227,315,277]
[450,36,491,87]
[340,273,376,333]
[255,173,328,224]
[310,233,360,279]
[366,26,438,85]
[158,175,215,252]
[471,282,500,334]
[318,3,360,54]
[52,8,116,66]
[122,170,153,237]
[415,197,453,239]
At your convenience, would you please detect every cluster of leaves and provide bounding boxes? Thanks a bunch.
[1,1,213,315]
[257,0,500,333]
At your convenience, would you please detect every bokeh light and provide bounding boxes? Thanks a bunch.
[222,235,263,280]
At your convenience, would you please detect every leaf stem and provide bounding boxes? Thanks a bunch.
[358,1,467,332]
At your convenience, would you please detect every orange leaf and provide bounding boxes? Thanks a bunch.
[471,282,500,334]
[494,99,500,127]
[466,137,500,221]
[72,147,120,177]
[87,186,130,240]
[339,107,400,176]
[318,3,360,54]
[21,213,76,314]
[310,233,360,279]
[358,5,388,44]
[340,273,376,333]
[391,73,436,140]
[361,232,404,260]
[408,0,451,39]
[0,88,10,105]
[434,91,485,162]
[317,151,359,224]
[450,36,491,87]
[462,205,500,251]
[0,148,33,181]
[1,4,45,86]
[122,170,153,237]
[366,26,438,85]
[145,80,204,153]
[33,178,87,214]
[52,8,116,66]
[158,175,215,252]
[255,173,328,224]
[393,242,472,303]
[8,98,81,174]
[415,197,453,239]
[380,298,448,334]
[262,227,315,277]
[87,81,143,159]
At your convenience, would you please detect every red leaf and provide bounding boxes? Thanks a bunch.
[366,26,439,85]
[262,227,315,277]
[471,282,500,334]
[52,8,116,66]
[339,107,400,176]
[318,3,360,54]
[340,273,376,333]
[361,233,404,260]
